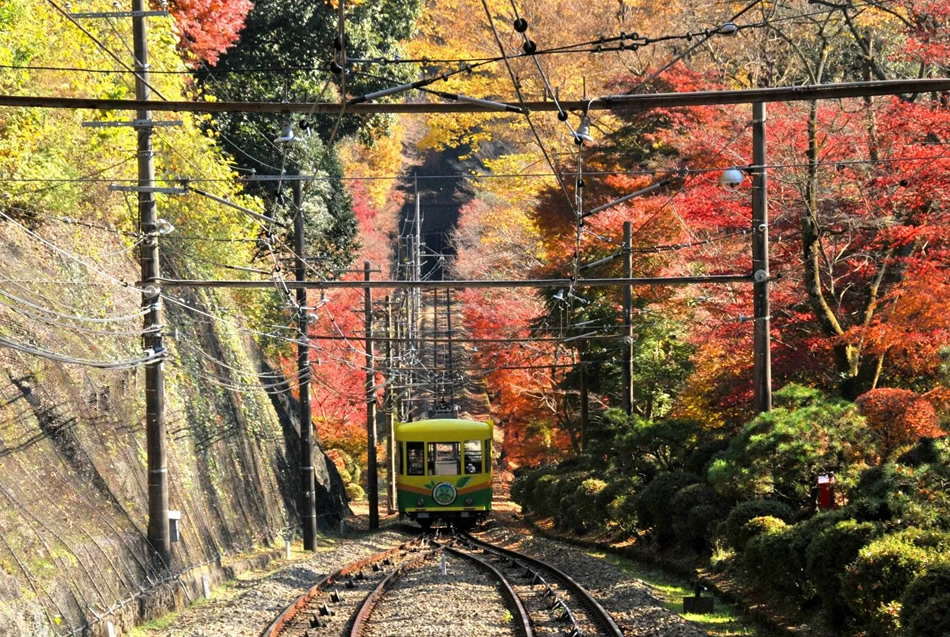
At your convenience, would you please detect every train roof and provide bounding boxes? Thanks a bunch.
[395,419,492,440]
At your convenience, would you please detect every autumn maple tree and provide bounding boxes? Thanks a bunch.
[856,388,945,458]
[167,0,253,66]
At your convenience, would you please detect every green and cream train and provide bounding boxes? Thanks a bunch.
[394,418,493,529]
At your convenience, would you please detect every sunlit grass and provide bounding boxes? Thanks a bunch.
[587,551,760,636]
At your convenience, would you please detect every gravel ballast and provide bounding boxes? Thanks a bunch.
[134,528,412,637]
[361,553,520,637]
[475,515,711,637]
[133,516,715,637]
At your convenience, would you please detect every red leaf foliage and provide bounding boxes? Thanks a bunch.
[168,0,253,66]
[856,388,945,457]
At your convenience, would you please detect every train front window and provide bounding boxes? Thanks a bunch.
[427,442,460,476]
[464,440,482,474]
[406,442,424,476]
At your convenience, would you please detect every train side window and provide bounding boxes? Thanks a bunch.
[396,442,403,475]
[406,442,424,476]
[464,440,482,474]
[485,439,491,470]
[427,442,460,476]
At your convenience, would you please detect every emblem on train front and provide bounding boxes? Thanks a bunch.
[432,482,457,505]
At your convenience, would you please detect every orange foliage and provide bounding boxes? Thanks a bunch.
[856,388,946,457]
[168,0,252,66]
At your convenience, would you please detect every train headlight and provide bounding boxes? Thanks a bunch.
[465,497,473,506]
[416,498,425,507]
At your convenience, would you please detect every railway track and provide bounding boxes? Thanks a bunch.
[457,532,625,637]
[349,537,532,637]
[260,534,431,637]
[261,527,625,637]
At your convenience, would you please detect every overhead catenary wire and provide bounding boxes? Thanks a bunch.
[2,149,948,189]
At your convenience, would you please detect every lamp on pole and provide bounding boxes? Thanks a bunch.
[718,104,772,413]
[277,122,317,550]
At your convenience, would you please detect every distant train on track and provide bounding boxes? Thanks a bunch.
[394,418,493,530]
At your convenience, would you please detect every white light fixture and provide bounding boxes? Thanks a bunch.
[720,166,746,192]
[574,115,594,145]
[552,289,565,301]
[275,122,296,144]
[719,22,738,35]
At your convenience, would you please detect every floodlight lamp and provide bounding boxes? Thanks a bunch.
[552,289,565,301]
[275,122,296,144]
[574,115,594,145]
[719,22,738,35]
[720,166,746,191]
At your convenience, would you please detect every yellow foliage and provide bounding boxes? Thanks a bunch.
[0,0,259,274]
[338,120,408,209]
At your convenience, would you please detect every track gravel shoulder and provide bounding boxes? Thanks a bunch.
[361,553,521,637]
[131,529,412,637]
[476,514,711,637]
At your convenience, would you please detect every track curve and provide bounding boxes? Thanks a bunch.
[460,531,625,637]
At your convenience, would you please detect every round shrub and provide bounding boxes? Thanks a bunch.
[511,467,557,513]
[345,483,365,501]
[510,472,530,505]
[552,472,589,529]
[608,492,640,534]
[805,520,882,629]
[531,474,560,517]
[726,500,793,550]
[900,563,950,637]
[842,529,950,636]
[635,471,700,542]
[686,504,724,549]
[741,515,787,549]
[571,478,608,532]
[743,522,800,592]
[595,476,640,513]
[671,484,720,546]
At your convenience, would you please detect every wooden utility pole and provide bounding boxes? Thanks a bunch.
[622,221,634,418]
[446,288,455,406]
[579,340,589,452]
[134,0,170,568]
[293,171,318,550]
[384,295,396,514]
[364,261,379,530]
[751,102,772,413]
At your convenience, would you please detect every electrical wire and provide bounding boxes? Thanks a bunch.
[0,209,146,292]
[480,0,577,218]
[0,335,161,369]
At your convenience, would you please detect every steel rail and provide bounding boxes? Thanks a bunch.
[2,78,949,114]
[260,536,425,637]
[349,547,441,637]
[440,544,535,637]
[461,533,624,637]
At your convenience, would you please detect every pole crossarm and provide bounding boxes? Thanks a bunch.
[3,79,948,115]
[156,274,753,289]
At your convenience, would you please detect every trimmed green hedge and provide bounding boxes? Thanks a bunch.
[805,520,883,629]
[900,563,950,637]
[726,500,792,550]
[842,528,950,636]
